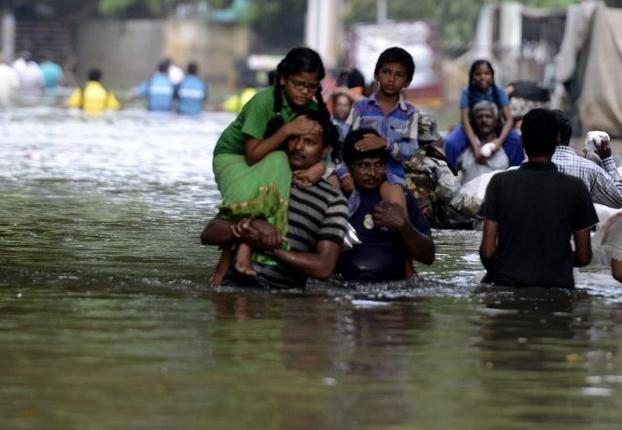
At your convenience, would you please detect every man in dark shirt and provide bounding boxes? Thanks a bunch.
[478,108,598,288]
[338,129,435,282]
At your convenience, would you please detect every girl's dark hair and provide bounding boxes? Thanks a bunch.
[265,47,330,139]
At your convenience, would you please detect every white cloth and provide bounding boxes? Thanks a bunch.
[0,64,20,104]
[12,58,44,97]
[458,146,509,185]
[168,64,185,85]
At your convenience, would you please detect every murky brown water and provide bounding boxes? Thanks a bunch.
[1,107,622,429]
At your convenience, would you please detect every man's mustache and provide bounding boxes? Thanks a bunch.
[288,150,306,159]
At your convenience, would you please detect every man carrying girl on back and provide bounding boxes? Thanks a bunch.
[210,47,332,285]
[444,59,524,170]
[334,47,419,216]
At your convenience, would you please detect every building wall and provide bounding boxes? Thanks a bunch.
[75,19,250,90]
[76,20,165,88]
[163,19,250,89]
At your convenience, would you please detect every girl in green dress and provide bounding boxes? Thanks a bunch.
[212,47,330,284]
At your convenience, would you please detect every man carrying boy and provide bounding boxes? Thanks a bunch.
[336,46,419,214]
[338,129,435,282]
[201,111,349,288]
[478,108,598,288]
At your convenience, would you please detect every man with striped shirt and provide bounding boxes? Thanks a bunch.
[551,110,622,208]
[201,111,348,288]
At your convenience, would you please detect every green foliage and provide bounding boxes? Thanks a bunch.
[519,0,576,8]
[249,0,306,51]
[96,0,244,16]
[98,0,176,15]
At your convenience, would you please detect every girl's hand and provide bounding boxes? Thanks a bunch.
[231,219,285,250]
[285,115,321,136]
[293,162,326,187]
[354,134,386,151]
[340,175,354,194]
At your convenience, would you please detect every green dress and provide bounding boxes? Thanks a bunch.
[213,86,317,239]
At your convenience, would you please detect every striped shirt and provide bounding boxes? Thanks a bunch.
[224,178,348,288]
[552,146,622,208]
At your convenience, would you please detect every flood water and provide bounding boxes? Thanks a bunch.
[1,107,622,429]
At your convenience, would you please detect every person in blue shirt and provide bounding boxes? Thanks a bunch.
[39,53,63,92]
[132,60,175,112]
[175,62,208,115]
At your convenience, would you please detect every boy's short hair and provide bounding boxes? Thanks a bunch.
[187,62,198,75]
[343,128,386,164]
[521,108,560,158]
[374,47,415,82]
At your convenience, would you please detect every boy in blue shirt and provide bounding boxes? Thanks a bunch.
[336,47,419,216]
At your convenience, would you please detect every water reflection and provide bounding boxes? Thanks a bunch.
[279,298,430,429]
[473,287,622,428]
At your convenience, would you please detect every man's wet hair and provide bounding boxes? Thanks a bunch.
[287,110,340,160]
[88,68,102,82]
[521,108,560,158]
[472,100,499,120]
[342,128,386,165]
[187,62,198,75]
[550,109,572,146]
[374,47,415,82]
[158,59,170,73]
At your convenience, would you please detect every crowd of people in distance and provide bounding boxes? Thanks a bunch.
[201,45,622,289]
[129,58,208,115]
[0,50,64,105]
[66,58,209,117]
[0,52,209,116]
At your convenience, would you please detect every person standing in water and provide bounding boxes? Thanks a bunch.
[65,68,121,116]
[337,128,434,282]
[209,47,332,285]
[175,62,208,116]
[444,59,523,170]
[132,60,175,112]
[478,108,598,288]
